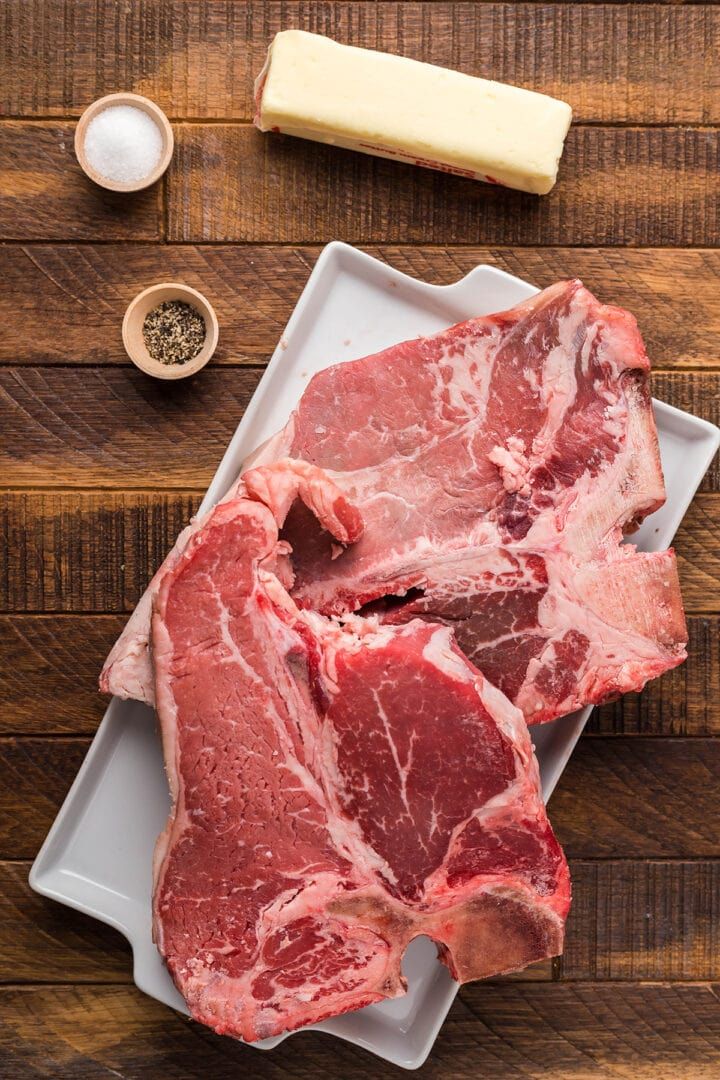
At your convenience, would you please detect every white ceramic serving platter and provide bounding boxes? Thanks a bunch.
[30,242,720,1070]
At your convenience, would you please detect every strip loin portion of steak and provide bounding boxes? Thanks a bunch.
[102,280,687,725]
[152,474,570,1042]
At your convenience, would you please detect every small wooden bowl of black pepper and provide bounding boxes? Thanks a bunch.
[122,283,219,380]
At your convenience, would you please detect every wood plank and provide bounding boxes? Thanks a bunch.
[0,862,131,984]
[167,125,720,246]
[2,491,718,614]
[4,613,719,737]
[550,739,720,859]
[0,244,308,367]
[2,3,719,123]
[0,491,202,613]
[3,245,720,370]
[5,735,720,860]
[2,983,720,1078]
[0,367,263,489]
[674,496,720,616]
[0,616,124,735]
[590,617,720,737]
[0,123,162,241]
[1,367,717,491]
[0,738,89,858]
[561,861,720,981]
[447,983,720,1080]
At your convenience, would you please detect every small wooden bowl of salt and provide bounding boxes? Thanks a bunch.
[75,92,174,192]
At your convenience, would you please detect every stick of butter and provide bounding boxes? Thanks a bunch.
[254,30,572,195]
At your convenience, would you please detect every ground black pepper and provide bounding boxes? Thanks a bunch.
[143,300,206,365]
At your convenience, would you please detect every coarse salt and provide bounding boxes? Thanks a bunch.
[84,104,163,184]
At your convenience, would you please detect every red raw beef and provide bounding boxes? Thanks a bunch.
[103,280,686,724]
[151,474,570,1042]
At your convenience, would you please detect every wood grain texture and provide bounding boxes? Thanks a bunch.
[550,739,720,859]
[3,245,720,369]
[0,616,124,734]
[0,123,162,241]
[2,2,719,123]
[0,738,88,858]
[4,614,717,738]
[562,861,720,981]
[5,735,720,860]
[1,367,717,490]
[2,983,720,1079]
[168,125,720,246]
[0,367,263,489]
[2,491,717,614]
[0,491,202,613]
[0,862,131,984]
[674,496,720,615]
[0,244,311,366]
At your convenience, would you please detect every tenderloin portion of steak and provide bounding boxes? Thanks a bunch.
[378,544,686,725]
[103,279,686,726]
[151,479,569,1042]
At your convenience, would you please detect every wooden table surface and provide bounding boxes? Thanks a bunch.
[2,2,720,1077]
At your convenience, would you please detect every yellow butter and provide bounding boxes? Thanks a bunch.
[254,30,572,195]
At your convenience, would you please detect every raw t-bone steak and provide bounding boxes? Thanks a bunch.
[102,279,687,724]
[152,472,570,1041]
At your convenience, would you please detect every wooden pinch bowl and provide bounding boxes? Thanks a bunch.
[122,283,219,380]
[75,92,174,192]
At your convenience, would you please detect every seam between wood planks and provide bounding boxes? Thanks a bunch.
[2,116,720,129]
[1,979,720,990]
[4,731,720,740]
[10,856,720,864]
[4,736,719,746]
[2,240,720,252]
[4,242,720,252]
[1,361,719,372]
[2,466,719,488]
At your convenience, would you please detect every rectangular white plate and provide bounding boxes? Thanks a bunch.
[30,243,720,1070]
